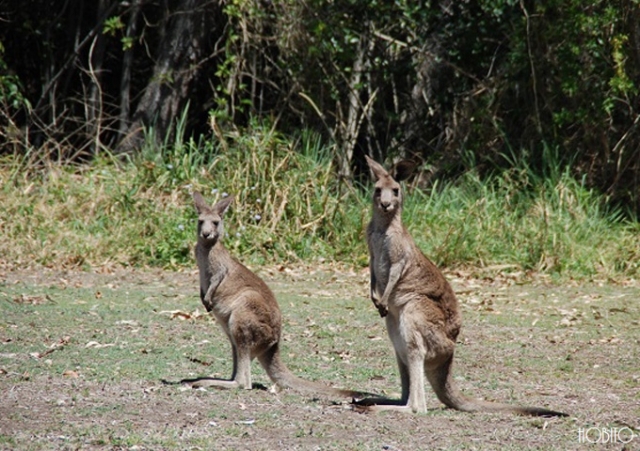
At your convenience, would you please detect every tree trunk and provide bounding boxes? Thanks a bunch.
[117,0,213,153]
[87,0,111,155]
[118,0,143,139]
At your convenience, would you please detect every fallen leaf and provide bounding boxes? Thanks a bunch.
[63,370,79,378]
[157,310,205,320]
[85,341,115,349]
[188,356,211,366]
[172,311,193,320]
[13,294,52,305]
[235,418,255,425]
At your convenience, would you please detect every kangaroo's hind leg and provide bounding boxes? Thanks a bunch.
[233,344,253,389]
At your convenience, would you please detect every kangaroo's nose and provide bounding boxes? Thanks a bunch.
[380,201,390,210]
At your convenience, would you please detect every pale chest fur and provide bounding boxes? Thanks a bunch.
[368,224,412,296]
[195,242,232,313]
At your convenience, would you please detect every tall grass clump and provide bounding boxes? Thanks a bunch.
[0,120,368,270]
[181,122,368,265]
[401,157,639,279]
[1,122,639,279]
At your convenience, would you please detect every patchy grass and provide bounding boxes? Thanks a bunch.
[1,266,638,450]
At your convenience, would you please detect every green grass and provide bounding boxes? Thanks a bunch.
[1,121,639,279]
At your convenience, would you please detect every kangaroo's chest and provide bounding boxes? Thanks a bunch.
[195,244,231,311]
[369,231,404,290]
[372,241,391,287]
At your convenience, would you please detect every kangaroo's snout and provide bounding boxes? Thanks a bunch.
[201,229,215,240]
[377,187,398,214]
[199,218,220,242]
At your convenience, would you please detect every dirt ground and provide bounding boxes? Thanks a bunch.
[1,265,639,450]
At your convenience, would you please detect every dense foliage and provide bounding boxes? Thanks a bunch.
[1,0,639,212]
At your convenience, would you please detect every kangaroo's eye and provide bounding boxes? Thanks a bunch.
[393,188,399,196]
[374,188,381,196]
[213,221,219,227]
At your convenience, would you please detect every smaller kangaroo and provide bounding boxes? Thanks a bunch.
[184,191,366,398]
[355,156,567,417]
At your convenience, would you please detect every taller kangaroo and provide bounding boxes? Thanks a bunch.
[359,156,566,416]
[187,191,365,398]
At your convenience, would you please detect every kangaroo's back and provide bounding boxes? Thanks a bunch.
[395,243,462,340]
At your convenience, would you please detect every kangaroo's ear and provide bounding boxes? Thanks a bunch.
[193,191,209,214]
[364,155,389,181]
[392,160,417,182]
[214,195,234,216]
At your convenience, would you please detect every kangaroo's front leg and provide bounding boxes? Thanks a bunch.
[369,255,388,317]
[203,270,226,307]
[377,259,405,314]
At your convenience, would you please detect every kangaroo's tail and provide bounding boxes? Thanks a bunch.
[258,342,370,399]
[426,355,568,417]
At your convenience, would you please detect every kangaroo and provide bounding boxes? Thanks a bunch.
[355,156,567,417]
[184,191,367,398]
